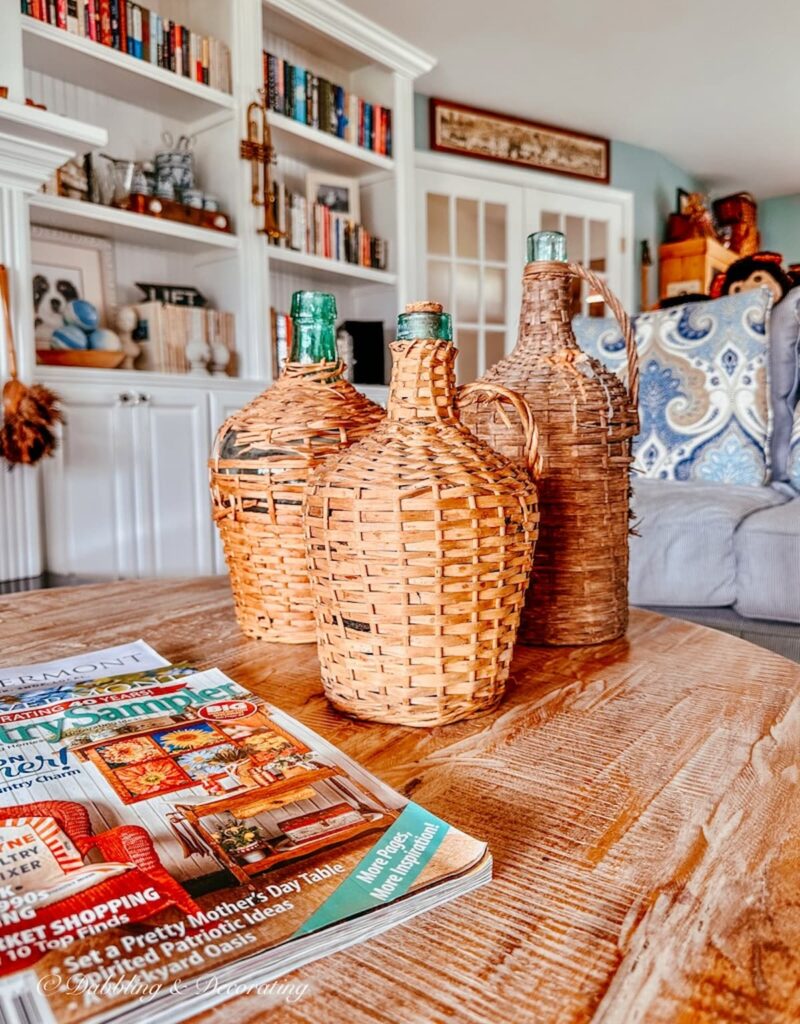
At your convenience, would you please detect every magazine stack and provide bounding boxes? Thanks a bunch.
[0,642,490,1024]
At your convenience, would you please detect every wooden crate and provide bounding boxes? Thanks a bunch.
[659,238,738,300]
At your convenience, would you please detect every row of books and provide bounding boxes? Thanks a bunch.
[270,184,388,271]
[22,2,232,93]
[135,302,235,374]
[263,51,392,156]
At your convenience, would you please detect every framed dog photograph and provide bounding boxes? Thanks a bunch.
[31,227,116,347]
[305,171,360,223]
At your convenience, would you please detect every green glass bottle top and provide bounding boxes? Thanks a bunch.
[396,301,453,342]
[527,230,567,263]
[289,290,338,363]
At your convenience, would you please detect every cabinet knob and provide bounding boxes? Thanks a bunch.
[138,392,151,404]
[117,391,135,405]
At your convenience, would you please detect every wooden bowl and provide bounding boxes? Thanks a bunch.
[37,350,126,369]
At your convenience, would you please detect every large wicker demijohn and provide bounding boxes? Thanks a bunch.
[210,291,384,644]
[460,231,640,647]
[304,302,540,727]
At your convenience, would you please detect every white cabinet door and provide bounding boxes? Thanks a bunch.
[132,386,213,578]
[208,386,261,441]
[208,385,261,574]
[416,168,523,381]
[42,383,138,578]
[43,381,263,579]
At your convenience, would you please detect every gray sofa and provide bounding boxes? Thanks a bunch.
[577,285,800,662]
[630,478,800,660]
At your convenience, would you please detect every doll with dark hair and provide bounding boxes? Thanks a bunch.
[709,251,794,304]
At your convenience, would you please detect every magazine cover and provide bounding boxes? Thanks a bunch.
[0,641,168,694]
[0,650,489,1024]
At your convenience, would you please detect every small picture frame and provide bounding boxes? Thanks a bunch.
[305,171,360,223]
[676,188,691,215]
[31,226,116,346]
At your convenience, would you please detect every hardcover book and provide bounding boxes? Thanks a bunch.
[0,644,490,1024]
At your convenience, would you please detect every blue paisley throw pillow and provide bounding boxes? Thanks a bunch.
[574,288,774,485]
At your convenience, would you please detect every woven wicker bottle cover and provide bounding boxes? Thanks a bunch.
[209,291,384,644]
[460,231,640,646]
[304,301,540,727]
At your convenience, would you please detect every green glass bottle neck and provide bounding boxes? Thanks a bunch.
[288,321,338,364]
[388,303,457,422]
[527,230,567,263]
[396,309,452,342]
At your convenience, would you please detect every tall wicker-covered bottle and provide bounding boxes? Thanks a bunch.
[460,231,639,646]
[304,302,540,727]
[210,291,384,644]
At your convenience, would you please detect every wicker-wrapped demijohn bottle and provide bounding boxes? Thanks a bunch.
[304,302,540,727]
[460,231,640,646]
[210,291,384,644]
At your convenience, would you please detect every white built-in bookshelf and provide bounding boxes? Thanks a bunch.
[261,0,433,387]
[28,192,241,253]
[6,0,433,389]
[0,0,434,583]
[21,16,236,120]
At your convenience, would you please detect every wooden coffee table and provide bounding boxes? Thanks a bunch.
[3,578,800,1023]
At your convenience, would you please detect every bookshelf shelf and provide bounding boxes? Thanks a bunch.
[21,18,235,122]
[35,364,259,390]
[0,99,107,153]
[268,111,394,177]
[268,245,397,286]
[29,194,239,254]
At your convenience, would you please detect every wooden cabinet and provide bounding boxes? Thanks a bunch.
[658,238,738,301]
[43,382,214,578]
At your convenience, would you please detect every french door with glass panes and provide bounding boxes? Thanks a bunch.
[416,160,631,378]
[416,169,522,382]
[524,189,626,318]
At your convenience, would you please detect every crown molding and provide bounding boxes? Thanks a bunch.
[0,101,106,191]
[263,0,436,79]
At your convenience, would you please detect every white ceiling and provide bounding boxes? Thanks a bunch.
[348,0,800,199]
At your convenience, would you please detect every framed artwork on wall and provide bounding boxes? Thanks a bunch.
[430,97,610,184]
[30,226,116,346]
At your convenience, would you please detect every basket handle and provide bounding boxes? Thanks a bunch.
[457,381,541,478]
[0,265,18,380]
[569,262,639,409]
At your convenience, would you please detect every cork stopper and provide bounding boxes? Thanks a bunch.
[405,301,443,315]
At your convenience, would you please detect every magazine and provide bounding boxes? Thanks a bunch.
[0,645,490,1024]
[0,641,168,693]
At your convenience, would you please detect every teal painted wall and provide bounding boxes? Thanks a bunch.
[415,94,699,309]
[611,140,700,308]
[414,92,431,151]
[760,195,800,263]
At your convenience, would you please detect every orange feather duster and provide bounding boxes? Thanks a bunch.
[0,264,62,467]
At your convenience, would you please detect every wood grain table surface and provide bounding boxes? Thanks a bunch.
[2,578,800,1024]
